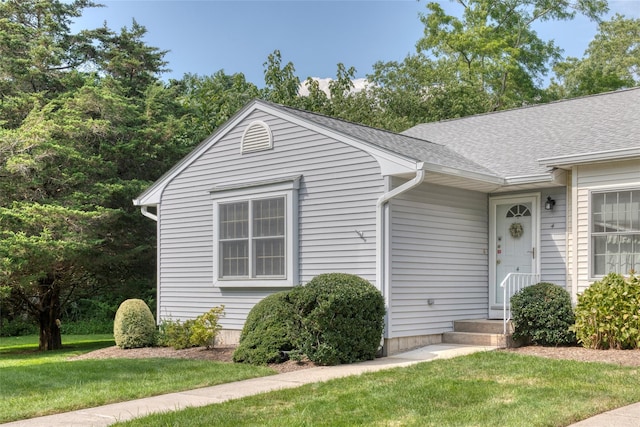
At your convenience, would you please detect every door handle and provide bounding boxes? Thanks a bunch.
[527,248,535,259]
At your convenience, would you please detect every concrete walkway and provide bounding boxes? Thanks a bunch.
[567,403,640,427]
[2,344,493,427]
[3,343,640,427]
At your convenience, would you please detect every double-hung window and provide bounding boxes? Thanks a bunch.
[212,176,299,287]
[219,197,285,278]
[591,189,640,276]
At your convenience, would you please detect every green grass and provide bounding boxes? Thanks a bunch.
[0,335,275,423]
[0,334,115,366]
[116,351,640,427]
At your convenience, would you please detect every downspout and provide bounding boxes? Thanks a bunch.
[141,205,158,222]
[376,162,425,344]
[139,205,160,321]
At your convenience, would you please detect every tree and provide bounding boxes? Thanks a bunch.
[94,19,169,97]
[0,85,141,349]
[0,1,193,349]
[261,50,301,105]
[0,0,103,127]
[367,54,490,129]
[0,203,106,350]
[413,0,608,111]
[549,14,640,98]
[178,71,260,139]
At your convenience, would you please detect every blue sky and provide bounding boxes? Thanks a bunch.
[72,1,640,86]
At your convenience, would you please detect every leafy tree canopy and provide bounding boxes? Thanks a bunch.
[549,14,640,97]
[0,0,188,349]
[415,0,608,110]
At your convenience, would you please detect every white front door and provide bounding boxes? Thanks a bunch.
[489,195,539,318]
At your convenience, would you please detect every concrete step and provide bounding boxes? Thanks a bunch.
[453,319,510,334]
[443,331,507,347]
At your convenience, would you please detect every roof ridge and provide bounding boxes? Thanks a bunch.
[407,86,640,127]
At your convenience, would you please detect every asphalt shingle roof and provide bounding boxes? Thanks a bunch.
[401,88,640,177]
[266,102,499,178]
[137,90,640,206]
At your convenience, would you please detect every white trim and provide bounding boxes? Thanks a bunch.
[504,174,554,185]
[156,206,162,324]
[256,103,418,175]
[140,205,158,222]
[133,101,415,206]
[571,167,579,304]
[241,120,273,153]
[539,147,640,168]
[211,178,299,288]
[421,163,504,185]
[376,166,425,339]
[210,175,301,195]
[382,177,393,340]
[133,100,509,208]
[489,193,541,318]
[134,102,261,207]
[587,185,640,281]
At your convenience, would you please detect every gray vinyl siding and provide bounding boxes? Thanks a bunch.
[157,110,384,330]
[539,189,567,287]
[389,181,489,337]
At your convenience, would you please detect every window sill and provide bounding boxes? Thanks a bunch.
[215,279,295,289]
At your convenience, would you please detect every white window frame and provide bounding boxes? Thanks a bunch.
[589,187,640,278]
[211,176,299,288]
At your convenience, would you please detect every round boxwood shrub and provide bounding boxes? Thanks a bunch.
[510,282,576,346]
[233,291,300,365]
[574,273,640,349]
[293,273,385,365]
[113,299,157,349]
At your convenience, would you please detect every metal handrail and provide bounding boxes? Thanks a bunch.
[500,272,540,334]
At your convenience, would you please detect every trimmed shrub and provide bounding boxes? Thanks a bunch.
[293,273,385,365]
[573,273,640,349]
[113,299,156,349]
[511,282,576,346]
[190,306,225,349]
[158,306,225,350]
[233,291,299,365]
[158,318,194,350]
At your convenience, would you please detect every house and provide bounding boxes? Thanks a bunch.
[134,88,640,354]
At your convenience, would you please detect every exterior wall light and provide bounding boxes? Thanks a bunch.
[545,196,556,211]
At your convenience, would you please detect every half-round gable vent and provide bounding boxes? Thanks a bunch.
[241,121,272,153]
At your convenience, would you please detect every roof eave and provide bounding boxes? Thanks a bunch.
[133,100,423,206]
[503,173,555,185]
[539,147,640,168]
[256,102,419,175]
[132,100,264,207]
[421,163,504,185]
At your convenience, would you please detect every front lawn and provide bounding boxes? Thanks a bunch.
[116,351,640,427]
[0,335,275,423]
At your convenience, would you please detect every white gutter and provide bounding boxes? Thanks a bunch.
[376,162,425,340]
[140,205,158,222]
[422,163,504,185]
[504,173,554,185]
[539,147,640,167]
